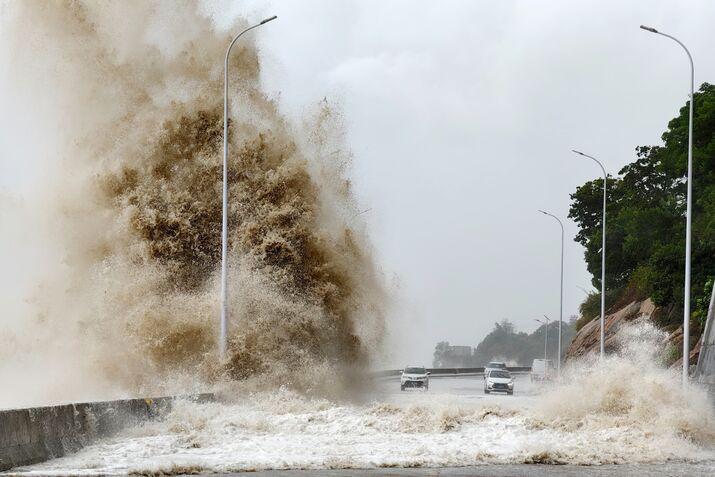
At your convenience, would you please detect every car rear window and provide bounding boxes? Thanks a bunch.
[489,370,511,379]
[404,367,426,374]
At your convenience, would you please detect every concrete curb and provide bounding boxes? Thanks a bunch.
[0,393,214,472]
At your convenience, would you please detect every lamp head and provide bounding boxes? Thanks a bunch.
[640,25,658,33]
[572,149,585,156]
[260,15,278,25]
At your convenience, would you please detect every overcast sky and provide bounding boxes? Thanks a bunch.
[2,1,715,368]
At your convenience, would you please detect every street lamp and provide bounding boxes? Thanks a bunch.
[535,315,550,363]
[538,210,564,375]
[572,149,607,360]
[640,25,694,387]
[576,285,592,296]
[349,208,372,222]
[221,15,278,357]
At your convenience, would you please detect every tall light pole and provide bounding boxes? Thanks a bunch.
[576,285,592,296]
[535,315,550,363]
[349,208,372,222]
[221,15,277,357]
[538,210,564,375]
[640,25,694,387]
[573,150,607,360]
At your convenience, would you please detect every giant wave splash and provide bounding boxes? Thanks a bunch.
[0,0,385,407]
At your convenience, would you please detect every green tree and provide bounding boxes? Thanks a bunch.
[693,277,714,332]
[471,319,576,366]
[569,83,715,330]
[432,341,450,367]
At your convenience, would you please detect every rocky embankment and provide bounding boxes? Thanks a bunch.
[564,298,701,370]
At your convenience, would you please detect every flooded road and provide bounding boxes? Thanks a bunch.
[4,374,714,476]
[207,461,715,477]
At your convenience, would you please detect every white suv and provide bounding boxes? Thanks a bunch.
[400,366,430,391]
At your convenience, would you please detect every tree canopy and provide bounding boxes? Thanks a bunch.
[569,83,715,329]
[433,318,576,367]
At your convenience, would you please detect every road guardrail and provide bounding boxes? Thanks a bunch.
[372,366,532,378]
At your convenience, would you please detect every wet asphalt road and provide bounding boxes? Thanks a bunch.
[7,375,711,477]
[201,376,714,477]
[209,461,715,477]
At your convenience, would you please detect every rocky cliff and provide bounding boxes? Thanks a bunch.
[565,299,656,361]
[565,298,702,370]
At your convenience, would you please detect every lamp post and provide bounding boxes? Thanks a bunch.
[349,208,372,222]
[535,315,550,363]
[538,210,564,375]
[573,150,607,360]
[640,25,694,387]
[576,285,592,296]
[221,15,277,357]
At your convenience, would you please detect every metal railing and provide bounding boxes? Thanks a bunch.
[373,366,532,378]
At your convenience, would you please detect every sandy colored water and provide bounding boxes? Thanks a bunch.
[6,372,715,476]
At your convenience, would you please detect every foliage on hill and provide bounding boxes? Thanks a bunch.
[569,83,715,331]
[433,318,577,367]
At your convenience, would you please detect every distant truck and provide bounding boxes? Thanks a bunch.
[530,359,555,382]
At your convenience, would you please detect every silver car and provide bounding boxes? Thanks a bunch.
[484,361,508,374]
[400,366,430,391]
[484,369,514,395]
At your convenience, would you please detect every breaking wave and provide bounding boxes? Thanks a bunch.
[11,322,715,474]
[2,2,714,473]
[0,0,385,407]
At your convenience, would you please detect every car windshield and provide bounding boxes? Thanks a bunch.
[404,367,426,374]
[489,370,511,379]
[488,362,506,368]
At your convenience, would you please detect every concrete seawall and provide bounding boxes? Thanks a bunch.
[0,393,213,472]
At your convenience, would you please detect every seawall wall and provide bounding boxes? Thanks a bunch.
[0,393,213,472]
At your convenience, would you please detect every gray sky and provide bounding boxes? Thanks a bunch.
[3,0,715,368]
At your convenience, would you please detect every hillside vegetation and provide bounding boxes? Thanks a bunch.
[569,83,715,343]
[433,318,576,367]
